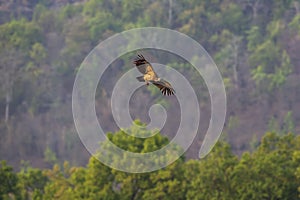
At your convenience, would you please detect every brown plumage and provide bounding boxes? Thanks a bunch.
[133,54,175,96]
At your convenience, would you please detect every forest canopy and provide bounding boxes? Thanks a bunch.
[1,127,300,199]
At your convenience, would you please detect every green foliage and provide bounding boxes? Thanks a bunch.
[268,111,295,135]
[0,19,43,51]
[220,2,246,34]
[225,115,240,134]
[121,0,144,22]
[44,147,58,166]
[33,4,63,33]
[1,130,300,199]
[18,165,48,199]
[294,150,300,197]
[249,134,259,151]
[83,157,118,200]
[0,161,19,199]
[27,42,47,76]
[246,26,263,52]
[283,111,295,134]
[289,14,300,34]
[268,116,280,133]
[29,43,47,65]
[247,18,292,93]
[214,30,242,89]
[249,41,292,92]
[186,142,238,200]
[106,120,170,153]
[141,1,168,27]
[238,133,299,199]
[94,120,182,173]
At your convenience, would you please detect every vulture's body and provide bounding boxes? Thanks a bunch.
[133,54,175,96]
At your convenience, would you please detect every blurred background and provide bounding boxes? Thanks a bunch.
[0,0,300,199]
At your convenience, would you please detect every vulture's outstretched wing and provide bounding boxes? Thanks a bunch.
[134,54,175,96]
[133,54,156,75]
[152,79,175,96]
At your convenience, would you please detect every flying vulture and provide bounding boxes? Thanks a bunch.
[134,54,175,96]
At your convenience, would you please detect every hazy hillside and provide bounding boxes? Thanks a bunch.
[0,0,300,169]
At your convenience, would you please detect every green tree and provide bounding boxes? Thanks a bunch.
[0,161,19,199]
[43,162,76,200]
[0,19,44,122]
[82,157,118,200]
[0,46,25,123]
[81,120,183,200]
[282,111,295,134]
[142,160,186,200]
[214,30,242,89]
[294,150,300,197]
[248,21,292,93]
[186,142,238,200]
[18,164,48,200]
[232,133,300,199]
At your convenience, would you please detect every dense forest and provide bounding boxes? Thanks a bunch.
[0,0,300,199]
[1,128,300,199]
